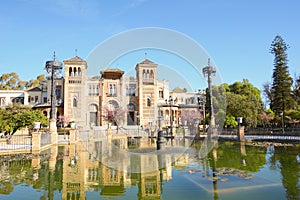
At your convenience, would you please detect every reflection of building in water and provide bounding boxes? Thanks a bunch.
[139,154,161,199]
[62,143,86,200]
[58,139,175,199]
[100,165,125,197]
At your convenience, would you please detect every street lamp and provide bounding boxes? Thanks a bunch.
[136,112,140,135]
[165,96,176,138]
[280,112,285,134]
[45,52,62,132]
[197,90,206,135]
[202,59,216,139]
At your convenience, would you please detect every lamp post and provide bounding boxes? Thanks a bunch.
[202,59,216,139]
[280,112,285,134]
[158,105,162,131]
[45,52,62,132]
[136,113,140,136]
[165,96,176,138]
[197,90,206,135]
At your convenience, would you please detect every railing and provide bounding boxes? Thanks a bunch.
[94,129,106,138]
[57,131,69,143]
[221,127,300,136]
[219,135,300,141]
[0,134,32,151]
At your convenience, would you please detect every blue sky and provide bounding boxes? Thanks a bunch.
[0,0,299,91]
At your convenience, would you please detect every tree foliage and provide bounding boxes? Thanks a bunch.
[0,104,48,136]
[224,115,238,128]
[292,74,300,106]
[270,35,294,115]
[0,72,45,90]
[221,80,263,127]
[209,84,227,127]
[258,109,275,127]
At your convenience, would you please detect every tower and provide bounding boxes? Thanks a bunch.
[135,59,158,128]
[63,54,87,126]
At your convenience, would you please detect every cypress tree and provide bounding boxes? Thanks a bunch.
[270,35,294,116]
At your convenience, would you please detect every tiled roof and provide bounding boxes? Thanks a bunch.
[64,55,85,62]
[27,87,41,92]
[139,59,155,64]
[172,87,187,93]
[102,68,124,73]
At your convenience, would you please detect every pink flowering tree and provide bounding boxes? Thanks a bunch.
[180,109,202,127]
[57,115,70,128]
[103,106,126,130]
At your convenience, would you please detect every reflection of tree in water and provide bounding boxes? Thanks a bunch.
[268,146,300,200]
[0,156,32,195]
[206,142,267,172]
[0,142,299,199]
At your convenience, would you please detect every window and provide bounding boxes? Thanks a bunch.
[74,67,77,76]
[150,70,154,78]
[126,85,129,95]
[159,91,164,99]
[147,96,151,107]
[35,96,38,103]
[56,85,61,99]
[109,84,113,95]
[89,85,92,95]
[113,84,117,95]
[43,97,47,103]
[126,84,136,96]
[28,96,31,103]
[73,96,77,107]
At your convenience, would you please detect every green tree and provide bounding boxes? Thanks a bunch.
[292,74,300,106]
[225,80,263,127]
[270,35,294,116]
[210,84,227,127]
[0,72,45,90]
[26,74,46,89]
[0,104,48,137]
[224,115,238,128]
[0,72,20,90]
[258,109,275,127]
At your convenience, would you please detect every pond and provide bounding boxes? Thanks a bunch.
[0,138,299,200]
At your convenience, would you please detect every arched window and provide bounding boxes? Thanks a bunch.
[143,69,146,78]
[78,67,82,76]
[150,70,154,78]
[147,96,151,107]
[113,84,117,95]
[92,85,95,95]
[74,67,77,76]
[146,70,150,78]
[69,67,73,76]
[89,85,92,95]
[109,84,113,95]
[73,96,78,107]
